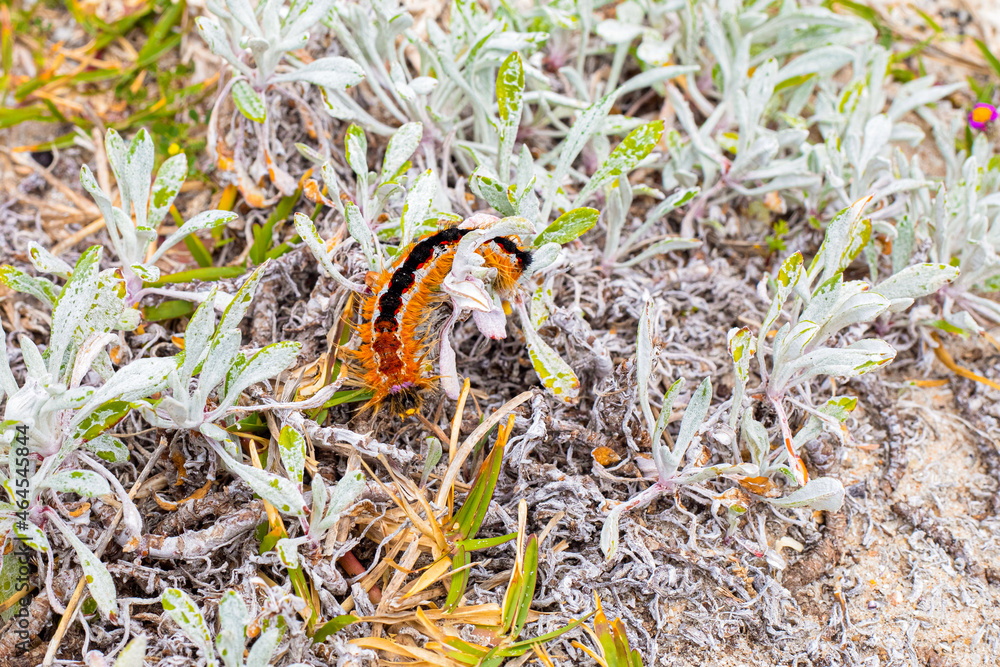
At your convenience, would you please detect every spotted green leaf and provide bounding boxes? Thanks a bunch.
[148,152,189,227]
[496,51,524,178]
[114,636,147,667]
[811,196,873,285]
[530,281,551,328]
[162,588,217,667]
[401,169,437,247]
[542,93,616,221]
[216,591,248,667]
[0,265,59,306]
[533,207,598,247]
[758,251,804,370]
[27,242,73,278]
[246,626,281,667]
[277,426,306,488]
[471,168,516,217]
[793,395,858,450]
[150,210,237,265]
[380,122,422,185]
[573,121,664,206]
[12,521,49,554]
[293,212,361,292]
[345,202,380,271]
[345,124,368,180]
[872,263,959,313]
[217,260,270,339]
[727,326,756,429]
[37,470,111,497]
[766,477,845,512]
[231,79,266,122]
[210,441,308,519]
[51,518,118,621]
[83,434,130,464]
[517,302,578,402]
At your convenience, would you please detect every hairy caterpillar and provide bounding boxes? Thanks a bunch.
[347,225,533,415]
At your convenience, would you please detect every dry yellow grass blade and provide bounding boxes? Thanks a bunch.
[378,537,423,611]
[447,379,472,513]
[414,608,460,645]
[354,513,439,553]
[362,458,439,541]
[931,332,1000,391]
[571,640,607,666]
[358,603,505,627]
[404,556,453,599]
[533,641,557,667]
[384,464,449,554]
[351,636,463,667]
[435,390,533,507]
[247,437,284,534]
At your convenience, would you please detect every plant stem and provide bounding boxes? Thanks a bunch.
[769,394,807,486]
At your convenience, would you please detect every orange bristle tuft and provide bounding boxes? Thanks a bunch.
[345,226,533,416]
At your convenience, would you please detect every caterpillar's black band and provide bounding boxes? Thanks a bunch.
[373,228,533,327]
[491,236,533,271]
[375,228,469,326]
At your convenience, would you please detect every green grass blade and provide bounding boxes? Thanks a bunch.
[459,532,518,552]
[444,547,470,611]
[250,191,300,265]
[510,535,538,639]
[312,615,359,643]
[144,265,246,287]
[142,299,195,321]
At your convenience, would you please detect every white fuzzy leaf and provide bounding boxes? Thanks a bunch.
[543,94,616,220]
[51,518,119,621]
[48,246,102,376]
[401,169,436,247]
[766,477,845,511]
[212,442,307,518]
[872,263,959,312]
[246,627,282,667]
[197,330,242,407]
[73,357,176,428]
[216,590,248,667]
[113,636,147,667]
[273,57,364,90]
[615,238,700,268]
[277,426,306,487]
[317,470,365,532]
[179,289,218,382]
[37,470,111,497]
[150,210,238,265]
[162,588,216,666]
[217,261,270,337]
[381,122,422,184]
[148,153,188,228]
[220,341,301,410]
[345,202,380,271]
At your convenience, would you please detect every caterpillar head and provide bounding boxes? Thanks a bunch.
[358,377,432,421]
[386,381,424,418]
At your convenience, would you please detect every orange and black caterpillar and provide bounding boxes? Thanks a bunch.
[347,226,532,415]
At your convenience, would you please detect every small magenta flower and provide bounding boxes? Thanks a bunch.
[969,103,998,131]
